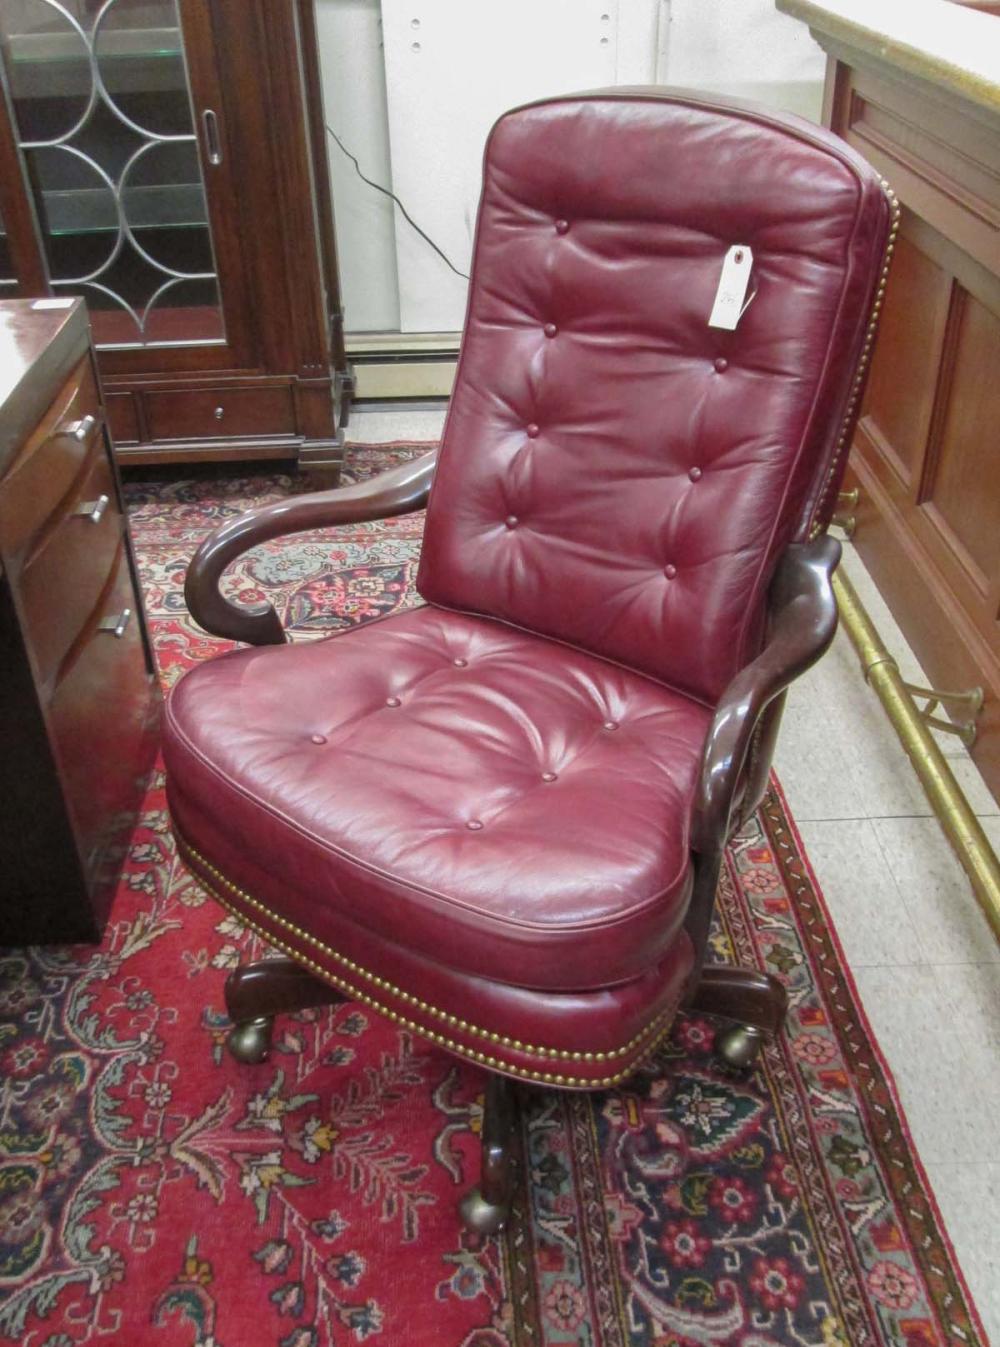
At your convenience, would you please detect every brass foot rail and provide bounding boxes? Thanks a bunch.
[833,568,1000,944]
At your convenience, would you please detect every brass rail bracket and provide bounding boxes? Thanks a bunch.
[900,682,984,747]
[831,488,859,539]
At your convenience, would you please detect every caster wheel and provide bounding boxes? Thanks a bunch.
[459,1187,509,1235]
[715,1023,765,1069]
[227,1016,274,1064]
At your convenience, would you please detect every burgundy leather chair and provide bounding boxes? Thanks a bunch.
[163,90,896,1232]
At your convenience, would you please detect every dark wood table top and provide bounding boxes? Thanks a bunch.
[0,299,90,479]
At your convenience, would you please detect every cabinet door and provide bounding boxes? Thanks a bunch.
[0,0,254,371]
[0,200,15,295]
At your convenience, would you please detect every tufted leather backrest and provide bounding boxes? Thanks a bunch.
[417,90,891,705]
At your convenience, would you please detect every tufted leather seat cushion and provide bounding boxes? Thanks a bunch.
[165,605,712,993]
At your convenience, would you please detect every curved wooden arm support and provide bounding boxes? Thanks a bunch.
[184,449,439,645]
[691,534,841,856]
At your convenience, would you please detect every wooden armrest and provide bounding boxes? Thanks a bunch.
[690,534,841,854]
[184,448,438,645]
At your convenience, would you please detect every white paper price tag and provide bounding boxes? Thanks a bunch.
[708,245,754,330]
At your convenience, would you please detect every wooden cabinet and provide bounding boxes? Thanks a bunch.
[0,0,350,471]
[0,298,159,943]
[777,0,1000,807]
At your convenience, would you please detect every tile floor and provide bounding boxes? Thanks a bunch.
[348,407,1000,1341]
[781,548,1000,1343]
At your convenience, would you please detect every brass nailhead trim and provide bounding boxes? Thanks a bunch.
[177,837,679,1075]
[200,866,678,1089]
[810,180,901,540]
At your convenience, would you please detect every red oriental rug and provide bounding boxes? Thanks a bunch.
[0,447,986,1347]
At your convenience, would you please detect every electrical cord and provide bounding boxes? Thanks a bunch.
[326,124,470,281]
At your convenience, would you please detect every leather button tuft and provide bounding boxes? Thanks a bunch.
[385,696,401,708]
[466,819,484,831]
[453,657,468,667]
[543,323,557,338]
[714,357,728,372]
[526,423,540,438]
[505,515,519,529]
[688,466,702,482]
[541,771,557,782]
[310,733,327,745]
[602,720,619,731]
[555,219,569,234]
[664,564,677,579]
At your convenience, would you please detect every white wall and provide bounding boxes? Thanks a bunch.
[661,0,826,121]
[314,0,400,332]
[315,0,825,337]
[380,0,661,333]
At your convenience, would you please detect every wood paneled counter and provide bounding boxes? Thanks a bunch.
[777,0,1000,805]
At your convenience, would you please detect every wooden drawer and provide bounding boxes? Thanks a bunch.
[144,385,296,441]
[47,545,158,896]
[105,391,140,446]
[0,356,102,558]
[18,447,123,691]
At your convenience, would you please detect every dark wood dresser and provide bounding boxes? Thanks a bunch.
[0,300,160,944]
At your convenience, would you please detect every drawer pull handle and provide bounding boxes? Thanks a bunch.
[99,607,132,639]
[66,414,97,442]
[214,405,224,420]
[75,493,110,525]
[202,109,223,166]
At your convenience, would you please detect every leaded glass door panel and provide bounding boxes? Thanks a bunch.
[0,0,252,362]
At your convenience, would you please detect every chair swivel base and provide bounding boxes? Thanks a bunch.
[224,957,521,1234]
[224,959,786,1075]
[715,1023,766,1068]
[459,1187,510,1236]
[690,965,787,1069]
[458,1073,518,1235]
[224,958,345,1063]
[222,956,786,1233]
[228,1016,275,1064]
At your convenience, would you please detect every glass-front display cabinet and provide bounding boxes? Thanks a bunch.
[0,0,350,470]
[0,200,14,294]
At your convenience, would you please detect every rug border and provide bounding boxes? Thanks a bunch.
[767,772,988,1346]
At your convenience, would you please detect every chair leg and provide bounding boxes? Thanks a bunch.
[688,966,788,1069]
[459,1073,518,1235]
[224,958,344,1064]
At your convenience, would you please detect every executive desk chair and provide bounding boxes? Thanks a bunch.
[163,89,896,1233]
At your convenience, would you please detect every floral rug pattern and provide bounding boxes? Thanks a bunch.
[0,447,985,1347]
